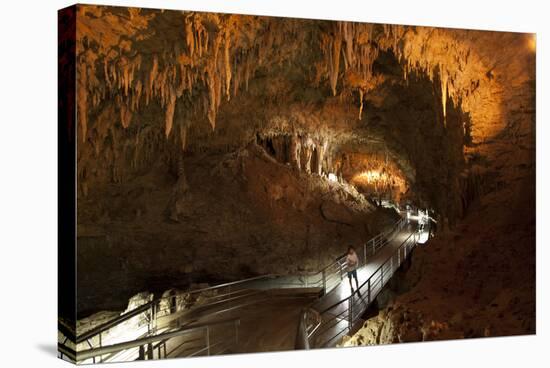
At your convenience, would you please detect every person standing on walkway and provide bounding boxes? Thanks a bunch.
[346,246,360,292]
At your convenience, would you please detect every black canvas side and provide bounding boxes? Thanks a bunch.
[58,4,77,362]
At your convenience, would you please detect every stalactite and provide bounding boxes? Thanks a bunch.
[185,19,194,57]
[330,26,342,96]
[224,31,232,101]
[179,124,187,151]
[358,89,364,120]
[165,87,177,137]
[442,73,448,127]
[77,64,88,142]
[342,22,354,70]
[76,10,501,152]
[244,54,250,91]
[318,139,328,175]
[146,55,158,105]
[119,102,132,128]
[206,67,218,130]
[290,134,301,170]
[304,146,313,174]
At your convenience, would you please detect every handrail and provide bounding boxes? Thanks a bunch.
[174,274,277,295]
[76,317,240,361]
[295,309,310,350]
[76,300,156,344]
[75,274,275,344]
[295,307,321,350]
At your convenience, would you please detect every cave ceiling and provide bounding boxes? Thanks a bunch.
[73,4,535,213]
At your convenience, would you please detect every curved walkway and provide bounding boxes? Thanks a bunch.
[60,214,429,363]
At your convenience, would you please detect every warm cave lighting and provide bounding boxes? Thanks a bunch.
[328,173,338,182]
[355,170,386,184]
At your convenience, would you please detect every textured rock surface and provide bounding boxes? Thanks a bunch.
[77,142,397,315]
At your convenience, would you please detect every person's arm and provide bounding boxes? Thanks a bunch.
[349,253,357,267]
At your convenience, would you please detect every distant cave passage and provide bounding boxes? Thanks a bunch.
[256,134,292,164]
[311,147,320,175]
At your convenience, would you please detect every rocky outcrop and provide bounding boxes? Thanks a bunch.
[320,201,355,225]
[77,142,397,316]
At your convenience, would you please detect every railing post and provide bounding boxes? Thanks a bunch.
[229,284,233,308]
[348,298,353,331]
[235,320,240,346]
[148,302,156,334]
[153,301,157,331]
[206,326,210,356]
[99,332,103,363]
[322,270,327,295]
[339,260,343,281]
[367,278,371,304]
[371,239,375,255]
[147,343,153,360]
[139,345,145,360]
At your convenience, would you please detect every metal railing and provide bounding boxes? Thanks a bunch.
[59,317,240,364]
[59,216,405,362]
[300,229,420,349]
[361,216,407,265]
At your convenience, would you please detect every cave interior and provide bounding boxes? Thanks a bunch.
[62,4,535,351]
